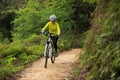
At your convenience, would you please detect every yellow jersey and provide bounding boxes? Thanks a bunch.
[42,21,60,35]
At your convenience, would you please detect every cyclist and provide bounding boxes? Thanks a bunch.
[41,14,61,57]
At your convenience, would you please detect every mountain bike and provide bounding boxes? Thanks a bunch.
[43,32,56,68]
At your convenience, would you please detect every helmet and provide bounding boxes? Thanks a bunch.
[49,14,56,20]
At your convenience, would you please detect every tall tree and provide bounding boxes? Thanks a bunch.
[12,0,76,40]
[13,0,94,40]
[0,0,27,42]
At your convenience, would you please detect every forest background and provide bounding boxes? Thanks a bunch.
[0,0,120,80]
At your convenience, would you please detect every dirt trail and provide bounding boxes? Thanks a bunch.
[17,49,80,80]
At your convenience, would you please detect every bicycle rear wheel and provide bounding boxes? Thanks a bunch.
[51,48,56,63]
[51,55,55,63]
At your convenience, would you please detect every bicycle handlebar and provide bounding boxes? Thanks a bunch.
[41,31,60,36]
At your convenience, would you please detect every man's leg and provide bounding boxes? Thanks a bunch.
[53,36,59,57]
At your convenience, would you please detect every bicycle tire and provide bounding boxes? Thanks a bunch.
[51,47,56,63]
[51,55,55,63]
[44,46,49,68]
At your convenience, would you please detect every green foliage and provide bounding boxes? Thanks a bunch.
[40,0,75,29]
[13,0,94,40]
[0,0,95,79]
[12,0,77,40]
[0,0,26,42]
[71,66,81,78]
[13,0,41,40]
[0,34,45,79]
[83,0,98,4]
[58,32,86,51]
[11,0,94,54]
[82,0,120,79]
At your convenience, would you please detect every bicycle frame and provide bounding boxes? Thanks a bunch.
[44,33,56,68]
[46,36,53,57]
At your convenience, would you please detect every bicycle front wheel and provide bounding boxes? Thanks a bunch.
[44,47,49,68]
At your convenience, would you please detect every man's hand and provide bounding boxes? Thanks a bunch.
[41,30,44,34]
[56,34,60,36]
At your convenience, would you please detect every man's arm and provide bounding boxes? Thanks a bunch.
[57,23,61,35]
[42,22,49,31]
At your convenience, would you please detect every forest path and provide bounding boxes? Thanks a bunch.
[17,49,80,80]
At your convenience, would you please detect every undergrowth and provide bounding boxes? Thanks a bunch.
[81,0,120,79]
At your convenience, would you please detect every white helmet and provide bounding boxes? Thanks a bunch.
[49,14,56,20]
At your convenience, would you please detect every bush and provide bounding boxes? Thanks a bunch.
[0,34,45,79]
[82,0,120,79]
